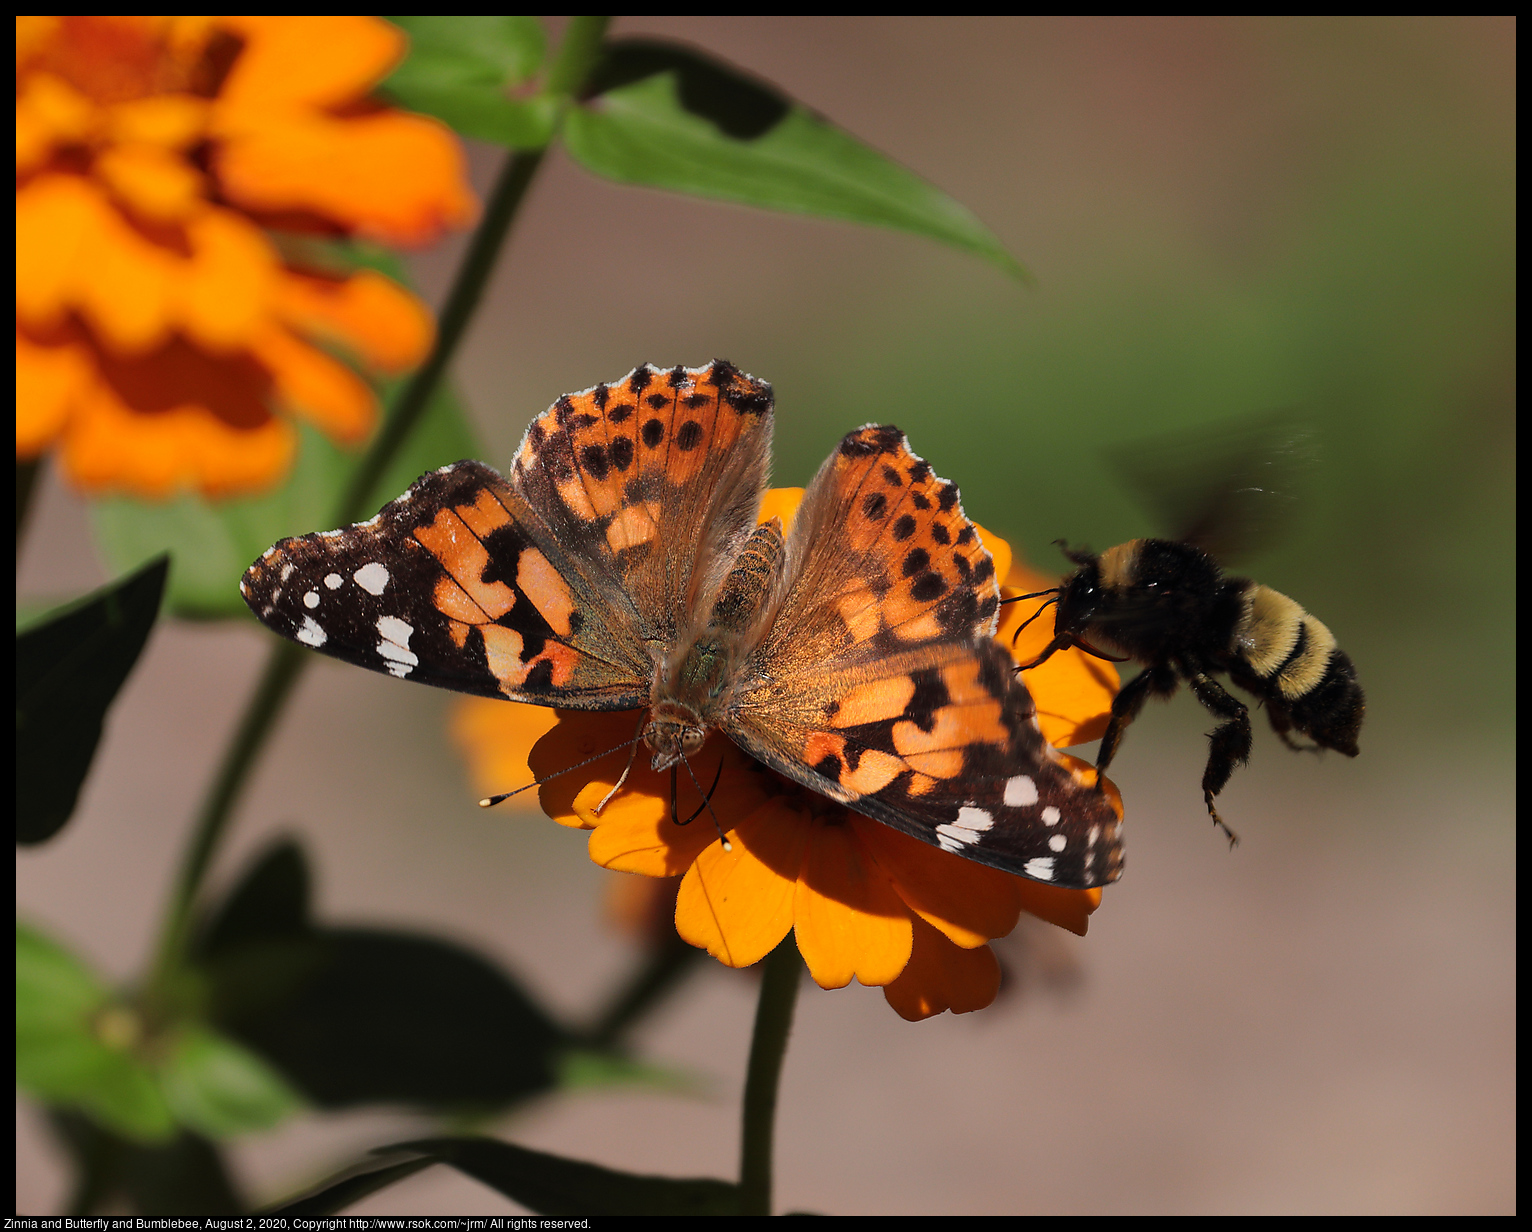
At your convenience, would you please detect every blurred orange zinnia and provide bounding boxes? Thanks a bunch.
[454,492,1122,1021]
[16,15,476,497]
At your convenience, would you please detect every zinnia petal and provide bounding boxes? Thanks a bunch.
[854,817,1023,949]
[214,111,476,247]
[676,802,806,969]
[216,16,405,111]
[448,697,559,807]
[794,820,913,989]
[276,269,434,373]
[882,916,1002,1021]
[16,332,92,456]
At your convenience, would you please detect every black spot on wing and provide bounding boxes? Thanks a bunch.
[911,573,947,602]
[935,586,979,634]
[906,667,950,732]
[676,420,703,451]
[892,514,917,541]
[901,547,930,577]
[608,403,634,424]
[592,384,609,410]
[813,752,843,780]
[862,491,887,519]
[647,393,670,410]
[628,367,653,395]
[609,436,634,471]
[581,444,610,481]
[641,418,664,448]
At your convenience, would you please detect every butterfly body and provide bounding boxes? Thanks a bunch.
[243,361,1123,888]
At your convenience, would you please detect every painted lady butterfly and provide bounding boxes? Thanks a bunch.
[241,361,1123,888]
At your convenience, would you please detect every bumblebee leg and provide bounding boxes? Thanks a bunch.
[1184,671,1250,846]
[1266,701,1320,753]
[1096,663,1178,777]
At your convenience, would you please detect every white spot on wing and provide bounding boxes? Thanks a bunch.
[1024,857,1055,881]
[1048,833,1067,852]
[1087,825,1100,847]
[354,562,390,596]
[955,806,994,832]
[375,614,418,678]
[297,616,327,648]
[936,806,995,852]
[1041,806,1061,826]
[324,573,343,589]
[303,591,319,609]
[280,563,294,581]
[1004,775,1038,807]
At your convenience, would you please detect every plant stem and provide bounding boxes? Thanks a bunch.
[144,15,615,1000]
[146,640,306,998]
[739,936,802,1216]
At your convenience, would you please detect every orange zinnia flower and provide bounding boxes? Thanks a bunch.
[16,15,476,497]
[453,493,1121,1021]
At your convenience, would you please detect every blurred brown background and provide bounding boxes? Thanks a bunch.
[18,17,1514,1215]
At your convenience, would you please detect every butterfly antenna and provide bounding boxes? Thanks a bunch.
[677,752,732,852]
[999,586,1062,604]
[478,729,645,808]
[1009,595,1060,646]
[592,714,651,816]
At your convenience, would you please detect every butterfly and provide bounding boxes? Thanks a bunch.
[241,361,1124,888]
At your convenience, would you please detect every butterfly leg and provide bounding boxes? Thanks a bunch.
[1096,661,1179,778]
[1182,668,1250,847]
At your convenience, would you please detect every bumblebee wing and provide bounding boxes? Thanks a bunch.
[1106,411,1316,564]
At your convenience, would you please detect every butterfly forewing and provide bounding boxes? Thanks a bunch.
[241,460,650,708]
[509,361,774,645]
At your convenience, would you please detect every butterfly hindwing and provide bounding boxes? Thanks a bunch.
[241,460,650,708]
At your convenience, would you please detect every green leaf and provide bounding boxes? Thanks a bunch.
[16,556,168,844]
[159,1024,302,1139]
[198,841,567,1111]
[91,380,482,620]
[16,924,176,1143]
[382,16,556,148]
[566,42,1026,279]
[213,928,566,1110]
[49,1108,246,1217]
[265,1137,741,1217]
[556,1047,701,1095]
[264,1149,438,1218]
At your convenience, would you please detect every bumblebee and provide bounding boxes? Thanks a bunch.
[1012,410,1364,838]
[1016,537,1363,839]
